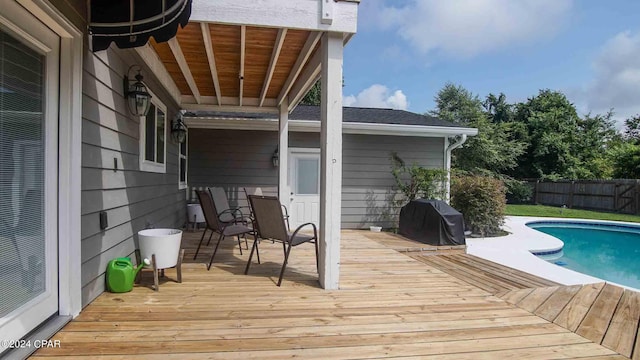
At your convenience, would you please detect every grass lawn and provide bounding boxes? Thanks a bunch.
[505,204,640,223]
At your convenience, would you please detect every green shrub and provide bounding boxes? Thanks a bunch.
[504,179,533,204]
[390,152,447,202]
[451,175,507,236]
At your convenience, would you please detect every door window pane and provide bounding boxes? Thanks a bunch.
[0,29,46,316]
[297,158,319,195]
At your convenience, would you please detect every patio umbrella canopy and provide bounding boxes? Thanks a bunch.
[399,199,466,246]
[89,0,192,51]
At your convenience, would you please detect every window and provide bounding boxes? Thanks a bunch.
[178,130,188,189]
[139,99,166,173]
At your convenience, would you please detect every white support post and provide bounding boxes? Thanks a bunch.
[319,32,343,290]
[278,98,289,204]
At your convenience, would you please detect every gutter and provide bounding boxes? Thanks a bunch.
[445,134,468,202]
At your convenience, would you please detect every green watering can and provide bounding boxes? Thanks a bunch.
[106,257,149,293]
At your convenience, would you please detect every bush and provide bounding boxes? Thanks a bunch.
[390,152,447,202]
[504,179,533,204]
[451,175,507,236]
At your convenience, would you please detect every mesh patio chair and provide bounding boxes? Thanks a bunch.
[245,195,318,286]
[243,187,290,230]
[194,190,255,270]
[208,187,250,249]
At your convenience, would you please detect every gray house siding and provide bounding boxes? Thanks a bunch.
[188,129,444,229]
[80,48,187,306]
[342,134,444,228]
[188,129,318,205]
[50,1,187,306]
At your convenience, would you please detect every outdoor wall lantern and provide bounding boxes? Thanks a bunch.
[272,147,279,167]
[171,113,187,144]
[123,65,152,116]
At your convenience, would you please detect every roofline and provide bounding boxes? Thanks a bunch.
[184,117,478,137]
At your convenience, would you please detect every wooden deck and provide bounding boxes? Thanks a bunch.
[500,284,640,359]
[33,230,628,359]
[412,253,560,294]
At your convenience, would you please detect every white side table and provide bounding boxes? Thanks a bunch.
[186,203,205,231]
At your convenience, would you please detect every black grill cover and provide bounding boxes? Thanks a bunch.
[399,199,466,246]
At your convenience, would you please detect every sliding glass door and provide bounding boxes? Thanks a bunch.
[0,1,60,350]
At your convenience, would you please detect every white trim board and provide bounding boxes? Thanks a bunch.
[17,0,83,319]
[184,117,478,138]
[191,0,358,33]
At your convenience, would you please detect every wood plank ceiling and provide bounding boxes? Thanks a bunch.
[149,21,320,111]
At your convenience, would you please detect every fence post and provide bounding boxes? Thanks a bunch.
[568,181,574,208]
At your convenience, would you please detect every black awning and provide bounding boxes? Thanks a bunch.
[89,0,192,52]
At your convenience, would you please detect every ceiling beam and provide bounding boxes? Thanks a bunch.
[190,0,358,33]
[201,22,222,105]
[288,49,321,112]
[259,28,287,107]
[277,31,322,106]
[239,25,246,107]
[133,44,182,106]
[167,37,202,104]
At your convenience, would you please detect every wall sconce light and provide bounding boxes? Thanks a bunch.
[272,147,279,167]
[171,113,187,144]
[123,65,152,116]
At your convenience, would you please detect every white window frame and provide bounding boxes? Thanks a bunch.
[139,92,167,173]
[178,130,188,190]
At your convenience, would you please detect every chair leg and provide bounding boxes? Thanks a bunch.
[244,233,260,275]
[193,228,208,260]
[277,243,293,287]
[314,240,319,273]
[236,235,243,255]
[207,233,224,270]
[206,230,214,246]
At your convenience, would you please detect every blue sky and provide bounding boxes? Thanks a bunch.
[342,0,640,126]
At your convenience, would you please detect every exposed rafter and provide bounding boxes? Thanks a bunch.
[167,37,202,104]
[134,44,182,106]
[288,49,321,112]
[259,28,287,107]
[201,22,222,105]
[239,25,246,107]
[277,31,322,106]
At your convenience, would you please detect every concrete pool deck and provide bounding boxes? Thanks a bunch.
[466,216,605,286]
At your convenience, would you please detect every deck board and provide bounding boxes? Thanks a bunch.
[577,283,626,344]
[30,230,623,359]
[555,282,606,331]
[601,290,640,357]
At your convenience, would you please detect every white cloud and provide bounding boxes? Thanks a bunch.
[369,0,573,59]
[583,31,640,122]
[343,84,409,110]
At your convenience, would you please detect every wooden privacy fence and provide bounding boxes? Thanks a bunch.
[526,179,640,215]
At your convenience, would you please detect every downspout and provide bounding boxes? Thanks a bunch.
[445,134,467,202]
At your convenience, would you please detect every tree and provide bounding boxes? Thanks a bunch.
[430,84,525,174]
[300,80,321,106]
[483,93,514,123]
[511,90,583,179]
[610,142,640,178]
[623,115,640,142]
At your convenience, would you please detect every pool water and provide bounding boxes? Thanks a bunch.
[528,222,640,289]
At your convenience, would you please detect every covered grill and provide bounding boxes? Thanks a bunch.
[399,199,466,246]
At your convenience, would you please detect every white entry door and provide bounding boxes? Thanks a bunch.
[0,1,60,350]
[288,149,320,228]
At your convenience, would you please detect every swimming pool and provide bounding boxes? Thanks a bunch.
[527,221,640,289]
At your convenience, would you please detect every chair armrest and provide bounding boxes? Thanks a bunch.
[291,222,318,241]
[280,204,289,218]
[218,208,246,224]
